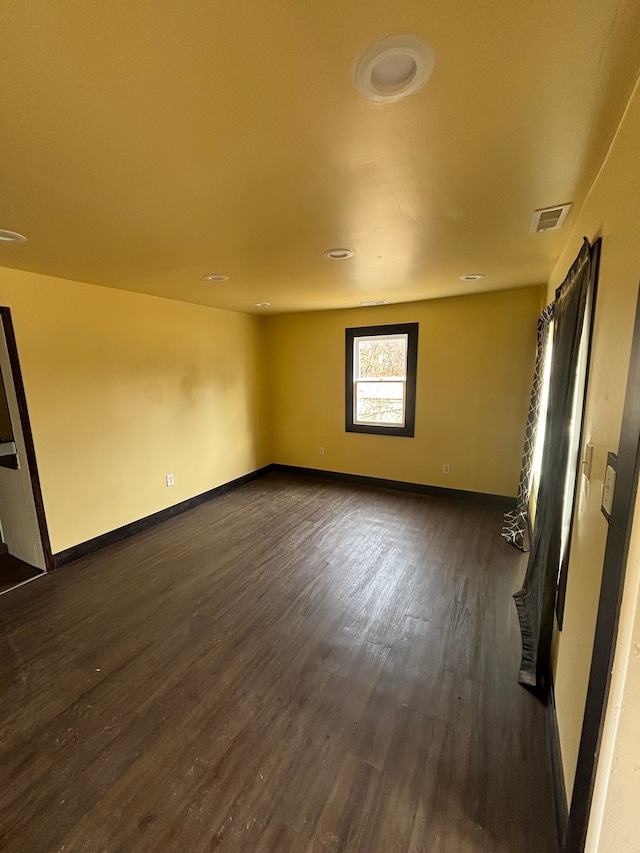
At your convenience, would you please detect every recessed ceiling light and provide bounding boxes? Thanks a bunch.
[459,274,486,281]
[202,274,229,282]
[354,35,435,104]
[255,302,271,308]
[0,229,27,243]
[324,249,354,260]
[360,300,389,306]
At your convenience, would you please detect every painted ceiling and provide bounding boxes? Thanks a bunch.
[1,0,639,313]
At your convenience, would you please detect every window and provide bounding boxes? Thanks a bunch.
[530,319,554,520]
[556,243,599,626]
[345,323,418,437]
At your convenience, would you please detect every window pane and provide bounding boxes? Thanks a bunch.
[356,336,407,380]
[345,322,418,437]
[356,381,405,424]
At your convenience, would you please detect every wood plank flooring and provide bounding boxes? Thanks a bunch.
[0,473,559,852]
[0,553,44,594]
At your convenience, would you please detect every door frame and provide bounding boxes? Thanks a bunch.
[0,306,54,572]
[564,279,640,851]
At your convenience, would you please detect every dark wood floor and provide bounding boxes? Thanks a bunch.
[0,552,44,594]
[0,473,558,852]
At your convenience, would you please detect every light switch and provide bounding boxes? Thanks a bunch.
[583,441,594,480]
[601,451,618,520]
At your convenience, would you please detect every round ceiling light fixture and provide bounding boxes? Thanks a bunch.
[354,35,435,103]
[202,274,229,282]
[360,300,388,306]
[459,273,486,282]
[0,229,27,243]
[255,302,271,308]
[324,248,354,260]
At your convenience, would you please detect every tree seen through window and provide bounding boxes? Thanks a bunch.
[345,323,418,437]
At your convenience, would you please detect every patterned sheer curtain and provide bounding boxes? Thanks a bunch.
[502,303,555,551]
[514,238,593,695]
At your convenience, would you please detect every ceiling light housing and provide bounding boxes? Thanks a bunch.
[354,35,435,104]
[0,229,27,243]
[360,300,388,306]
[255,302,271,308]
[324,248,354,260]
[459,274,486,282]
[202,274,229,282]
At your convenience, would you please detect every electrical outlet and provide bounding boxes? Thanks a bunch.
[166,473,174,487]
[443,464,450,474]
[319,447,325,456]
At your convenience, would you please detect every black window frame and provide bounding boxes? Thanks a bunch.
[345,322,418,437]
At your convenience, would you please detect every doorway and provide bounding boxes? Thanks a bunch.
[0,306,52,593]
[564,279,640,851]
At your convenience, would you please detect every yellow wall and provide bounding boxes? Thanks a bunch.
[0,267,271,553]
[548,77,640,809]
[0,267,541,555]
[267,288,543,497]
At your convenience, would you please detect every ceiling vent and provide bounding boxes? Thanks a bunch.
[530,203,572,234]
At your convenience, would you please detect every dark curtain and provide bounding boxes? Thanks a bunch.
[514,238,592,696]
[502,302,554,551]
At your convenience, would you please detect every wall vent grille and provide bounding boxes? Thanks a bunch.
[530,203,572,234]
